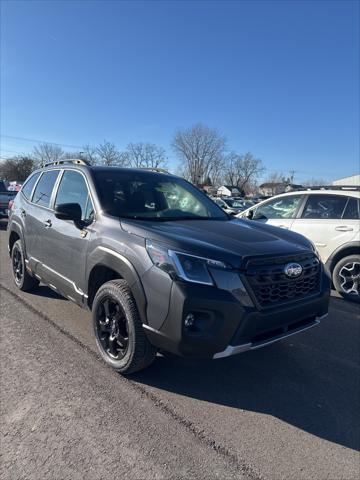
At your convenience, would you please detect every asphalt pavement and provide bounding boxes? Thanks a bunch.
[0,220,359,479]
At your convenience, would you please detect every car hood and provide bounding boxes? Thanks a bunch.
[121,218,314,269]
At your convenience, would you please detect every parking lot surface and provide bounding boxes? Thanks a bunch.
[0,220,359,479]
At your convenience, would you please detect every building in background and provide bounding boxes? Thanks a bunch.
[258,182,303,196]
[217,185,242,197]
[332,174,360,186]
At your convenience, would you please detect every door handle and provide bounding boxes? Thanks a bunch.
[20,209,26,218]
[335,226,353,232]
[43,219,52,229]
[278,225,289,229]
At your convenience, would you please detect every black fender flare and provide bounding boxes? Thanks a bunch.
[86,246,148,324]
[8,220,25,256]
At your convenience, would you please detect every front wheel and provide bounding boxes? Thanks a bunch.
[11,239,40,292]
[92,279,157,374]
[333,255,360,303]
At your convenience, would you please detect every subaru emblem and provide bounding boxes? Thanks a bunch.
[284,262,303,278]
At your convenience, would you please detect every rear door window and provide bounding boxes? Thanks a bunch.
[342,197,359,219]
[32,170,59,208]
[21,172,40,200]
[301,195,348,219]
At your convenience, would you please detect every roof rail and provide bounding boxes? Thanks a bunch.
[291,185,360,192]
[43,158,90,167]
[140,167,171,174]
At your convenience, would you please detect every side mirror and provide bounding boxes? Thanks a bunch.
[55,203,82,223]
[246,209,254,220]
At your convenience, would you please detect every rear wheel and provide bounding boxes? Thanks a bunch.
[92,279,157,374]
[11,239,40,291]
[333,255,360,303]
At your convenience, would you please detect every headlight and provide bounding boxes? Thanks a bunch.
[146,240,229,286]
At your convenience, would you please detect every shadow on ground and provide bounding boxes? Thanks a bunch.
[29,285,67,301]
[133,297,360,452]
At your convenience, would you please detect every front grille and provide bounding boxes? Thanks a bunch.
[244,253,321,307]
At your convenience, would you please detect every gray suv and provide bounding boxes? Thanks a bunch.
[8,160,330,374]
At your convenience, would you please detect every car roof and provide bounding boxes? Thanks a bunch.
[35,161,176,179]
[262,189,360,199]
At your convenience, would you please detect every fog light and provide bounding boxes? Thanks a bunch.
[184,313,195,328]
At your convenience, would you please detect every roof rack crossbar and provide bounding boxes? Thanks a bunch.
[290,185,360,192]
[43,158,90,167]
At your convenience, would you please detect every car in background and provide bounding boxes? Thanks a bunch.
[0,180,17,218]
[237,187,360,302]
[7,181,23,192]
[211,196,248,215]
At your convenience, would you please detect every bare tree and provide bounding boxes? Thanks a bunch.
[263,171,286,184]
[0,156,36,182]
[62,151,84,160]
[96,141,123,166]
[125,142,167,169]
[172,123,226,185]
[62,146,100,165]
[32,143,64,167]
[224,152,264,194]
[81,144,100,165]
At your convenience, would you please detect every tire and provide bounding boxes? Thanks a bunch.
[333,255,360,303]
[92,279,157,374]
[11,239,40,292]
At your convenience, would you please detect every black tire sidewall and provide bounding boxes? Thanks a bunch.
[333,255,360,302]
[92,282,139,371]
[11,240,25,289]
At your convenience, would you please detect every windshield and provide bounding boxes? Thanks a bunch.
[93,170,228,221]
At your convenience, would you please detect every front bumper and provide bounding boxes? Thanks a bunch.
[143,270,331,359]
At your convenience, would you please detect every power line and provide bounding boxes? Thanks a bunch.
[0,148,27,155]
[0,134,83,150]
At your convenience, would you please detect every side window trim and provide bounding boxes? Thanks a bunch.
[49,169,65,210]
[341,197,349,219]
[294,194,308,219]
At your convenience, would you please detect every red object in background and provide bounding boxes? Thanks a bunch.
[8,199,14,211]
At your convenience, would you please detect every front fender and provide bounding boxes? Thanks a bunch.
[86,246,148,324]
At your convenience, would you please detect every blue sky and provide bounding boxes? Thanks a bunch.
[1,0,358,182]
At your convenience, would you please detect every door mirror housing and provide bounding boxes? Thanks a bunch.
[245,209,254,220]
[55,203,82,223]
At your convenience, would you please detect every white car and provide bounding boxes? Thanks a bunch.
[237,187,360,302]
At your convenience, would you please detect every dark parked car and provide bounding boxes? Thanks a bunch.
[8,160,330,374]
[0,180,17,217]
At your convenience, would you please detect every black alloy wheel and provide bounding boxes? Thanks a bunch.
[12,244,23,286]
[333,255,360,303]
[92,280,157,374]
[95,297,129,360]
